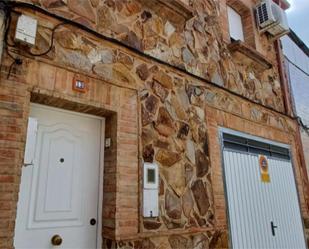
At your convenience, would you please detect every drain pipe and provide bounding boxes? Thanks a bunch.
[274,39,292,116]
[0,3,7,63]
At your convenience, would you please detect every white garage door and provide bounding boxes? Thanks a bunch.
[222,132,306,249]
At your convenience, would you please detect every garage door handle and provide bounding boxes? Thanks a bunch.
[271,221,278,236]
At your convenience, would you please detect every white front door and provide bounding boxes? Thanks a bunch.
[222,132,306,249]
[14,104,103,249]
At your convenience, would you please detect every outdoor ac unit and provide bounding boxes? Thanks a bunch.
[256,0,289,38]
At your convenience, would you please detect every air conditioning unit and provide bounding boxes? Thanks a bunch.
[256,0,289,38]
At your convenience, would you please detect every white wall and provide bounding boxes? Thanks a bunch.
[281,35,309,176]
[281,35,309,125]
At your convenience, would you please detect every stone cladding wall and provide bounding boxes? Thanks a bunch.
[0,0,308,248]
[20,0,284,111]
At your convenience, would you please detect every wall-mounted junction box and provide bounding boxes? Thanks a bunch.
[143,163,159,218]
[15,15,38,46]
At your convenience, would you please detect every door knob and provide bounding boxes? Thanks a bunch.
[51,234,63,246]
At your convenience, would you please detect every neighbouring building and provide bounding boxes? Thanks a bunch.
[0,0,309,248]
[281,31,309,241]
[281,30,309,176]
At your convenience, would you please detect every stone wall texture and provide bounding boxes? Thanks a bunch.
[0,0,308,248]
[20,0,284,111]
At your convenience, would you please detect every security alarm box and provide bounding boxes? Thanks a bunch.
[15,15,38,45]
[143,163,159,217]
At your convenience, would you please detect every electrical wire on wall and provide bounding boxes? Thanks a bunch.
[27,22,65,57]
[1,0,309,136]
[0,0,23,79]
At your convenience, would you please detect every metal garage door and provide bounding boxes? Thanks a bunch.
[221,131,306,249]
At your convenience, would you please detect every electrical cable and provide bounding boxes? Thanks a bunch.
[296,116,309,136]
[3,1,287,115]
[27,22,65,56]
[0,0,23,78]
[2,0,309,135]
[3,6,14,48]
[6,56,22,79]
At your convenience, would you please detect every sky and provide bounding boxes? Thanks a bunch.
[286,0,309,47]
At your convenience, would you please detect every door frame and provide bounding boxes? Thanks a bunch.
[23,103,105,248]
[218,127,306,248]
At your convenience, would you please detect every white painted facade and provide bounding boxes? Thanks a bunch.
[281,34,309,178]
[281,35,309,125]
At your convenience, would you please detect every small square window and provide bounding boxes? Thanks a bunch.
[227,6,245,42]
[147,168,156,184]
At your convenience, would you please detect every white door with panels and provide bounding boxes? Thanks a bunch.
[14,104,104,249]
[222,131,306,249]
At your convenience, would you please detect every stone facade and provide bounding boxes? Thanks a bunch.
[22,0,283,111]
[0,0,309,248]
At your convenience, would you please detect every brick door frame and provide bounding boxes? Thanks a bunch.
[1,62,140,247]
[25,91,118,246]
[14,101,106,248]
[29,88,140,242]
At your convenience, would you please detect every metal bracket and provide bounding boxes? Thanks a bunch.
[23,162,34,167]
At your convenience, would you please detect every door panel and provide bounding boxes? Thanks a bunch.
[223,151,273,249]
[268,159,306,249]
[223,150,306,249]
[14,105,103,249]
[31,124,84,227]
